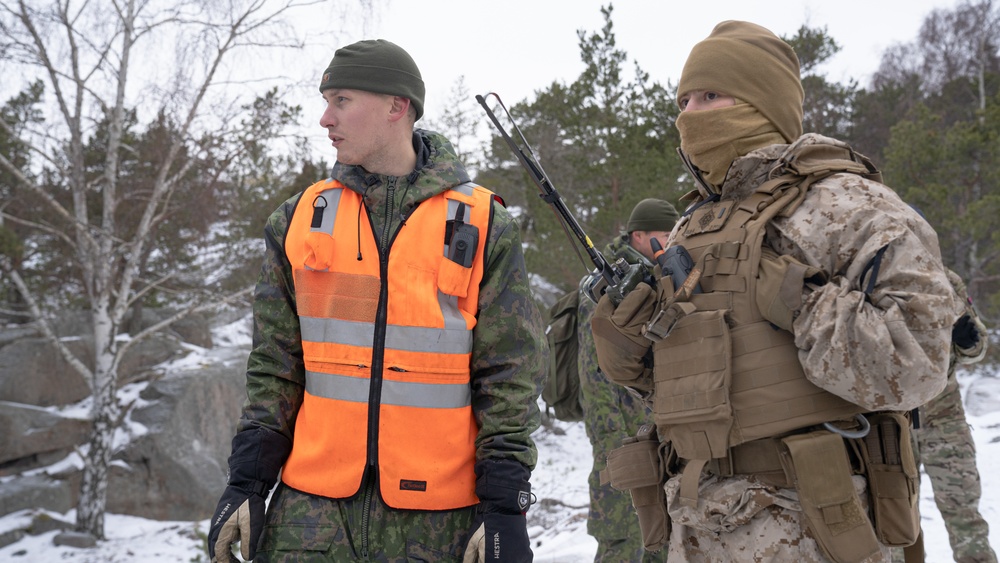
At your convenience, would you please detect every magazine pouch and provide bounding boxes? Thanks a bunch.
[651,308,733,461]
[603,424,670,552]
[857,412,920,547]
[780,431,881,563]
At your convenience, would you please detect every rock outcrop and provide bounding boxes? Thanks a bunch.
[0,308,250,546]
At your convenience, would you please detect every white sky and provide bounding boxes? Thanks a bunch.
[0,0,963,163]
[271,0,962,158]
[375,0,957,121]
[319,1,957,117]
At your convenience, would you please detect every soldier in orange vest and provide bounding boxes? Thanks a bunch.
[207,39,546,563]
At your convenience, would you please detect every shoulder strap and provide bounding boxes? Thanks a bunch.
[770,141,882,218]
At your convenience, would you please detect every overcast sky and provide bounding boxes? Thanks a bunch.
[271,0,962,156]
[0,0,965,158]
[315,0,958,118]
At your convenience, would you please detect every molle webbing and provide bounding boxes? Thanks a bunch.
[653,144,875,465]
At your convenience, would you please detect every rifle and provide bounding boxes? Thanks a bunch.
[475,92,644,304]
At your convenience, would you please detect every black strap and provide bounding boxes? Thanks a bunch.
[860,244,889,297]
[310,195,328,229]
[682,193,721,218]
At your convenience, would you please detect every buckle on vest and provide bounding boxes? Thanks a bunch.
[644,301,697,342]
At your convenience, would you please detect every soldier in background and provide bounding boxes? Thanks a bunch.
[912,270,996,563]
[578,199,677,562]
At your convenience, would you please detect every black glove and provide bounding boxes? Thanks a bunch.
[952,314,980,349]
[207,427,291,563]
[463,460,533,563]
[208,483,268,562]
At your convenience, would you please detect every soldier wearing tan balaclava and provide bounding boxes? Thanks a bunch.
[590,21,964,563]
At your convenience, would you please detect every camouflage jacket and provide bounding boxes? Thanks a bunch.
[679,133,964,411]
[235,129,546,471]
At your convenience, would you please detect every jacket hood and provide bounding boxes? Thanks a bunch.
[330,128,472,207]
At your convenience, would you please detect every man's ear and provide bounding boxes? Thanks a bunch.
[388,96,411,122]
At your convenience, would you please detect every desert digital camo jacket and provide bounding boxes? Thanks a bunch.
[661,134,965,562]
[234,129,546,474]
[755,134,964,411]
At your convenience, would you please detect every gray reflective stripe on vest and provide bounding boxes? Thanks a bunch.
[310,186,343,234]
[298,181,480,351]
[305,370,472,408]
[300,316,473,354]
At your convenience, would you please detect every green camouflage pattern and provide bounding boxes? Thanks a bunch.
[577,235,667,562]
[230,129,545,556]
[255,482,476,562]
[906,271,995,563]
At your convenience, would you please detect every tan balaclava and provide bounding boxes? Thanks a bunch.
[675,21,804,187]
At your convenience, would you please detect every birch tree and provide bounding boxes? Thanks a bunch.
[0,0,374,540]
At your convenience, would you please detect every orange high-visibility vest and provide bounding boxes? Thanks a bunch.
[281,178,493,510]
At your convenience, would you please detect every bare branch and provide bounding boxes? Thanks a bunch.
[115,284,254,359]
[6,267,96,385]
[0,211,78,248]
[0,150,93,247]
[124,271,176,308]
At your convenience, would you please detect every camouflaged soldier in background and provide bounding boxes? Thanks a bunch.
[910,270,995,563]
[577,200,677,562]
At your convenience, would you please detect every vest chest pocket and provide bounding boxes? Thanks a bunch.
[303,231,335,271]
[437,256,474,298]
[438,203,480,298]
[651,308,734,460]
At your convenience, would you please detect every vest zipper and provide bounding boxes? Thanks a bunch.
[360,471,375,559]
[362,176,397,557]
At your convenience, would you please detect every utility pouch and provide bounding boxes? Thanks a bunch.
[857,412,920,547]
[651,309,734,461]
[602,424,670,552]
[780,431,881,563]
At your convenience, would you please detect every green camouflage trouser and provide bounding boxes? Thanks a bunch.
[255,480,477,562]
[916,376,996,563]
[578,295,668,562]
[891,376,997,563]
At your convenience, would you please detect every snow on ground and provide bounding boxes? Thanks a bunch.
[2,322,999,561]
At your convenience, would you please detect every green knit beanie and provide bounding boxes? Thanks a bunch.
[627,199,680,233]
[319,39,425,120]
[677,21,803,143]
